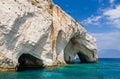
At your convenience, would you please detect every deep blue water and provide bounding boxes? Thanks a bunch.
[0,58,120,79]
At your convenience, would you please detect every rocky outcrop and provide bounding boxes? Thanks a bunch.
[0,0,98,71]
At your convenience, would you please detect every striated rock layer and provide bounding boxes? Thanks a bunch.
[0,0,98,71]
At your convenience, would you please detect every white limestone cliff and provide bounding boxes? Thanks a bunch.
[0,0,98,71]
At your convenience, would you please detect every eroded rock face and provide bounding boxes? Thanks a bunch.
[0,0,98,71]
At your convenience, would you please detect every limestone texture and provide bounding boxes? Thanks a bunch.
[0,0,98,71]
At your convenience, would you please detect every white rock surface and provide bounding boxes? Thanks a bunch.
[0,0,98,71]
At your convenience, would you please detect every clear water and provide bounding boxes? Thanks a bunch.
[0,58,120,79]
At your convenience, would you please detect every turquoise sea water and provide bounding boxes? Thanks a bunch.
[0,58,120,79]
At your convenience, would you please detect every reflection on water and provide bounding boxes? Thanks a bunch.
[0,58,120,79]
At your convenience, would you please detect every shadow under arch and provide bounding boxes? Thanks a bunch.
[17,53,44,71]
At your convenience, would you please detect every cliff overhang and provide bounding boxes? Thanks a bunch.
[0,0,98,71]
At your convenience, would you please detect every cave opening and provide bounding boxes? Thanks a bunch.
[76,54,80,63]
[17,53,44,71]
[77,52,87,63]
[77,52,97,63]
[76,51,91,63]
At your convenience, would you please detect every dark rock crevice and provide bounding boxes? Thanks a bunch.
[77,52,97,63]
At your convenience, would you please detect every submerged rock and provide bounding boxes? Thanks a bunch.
[0,0,98,71]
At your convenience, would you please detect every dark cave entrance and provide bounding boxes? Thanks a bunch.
[17,54,44,71]
[77,52,96,63]
[77,52,87,63]
[76,52,89,63]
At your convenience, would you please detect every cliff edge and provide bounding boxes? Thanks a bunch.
[0,0,98,71]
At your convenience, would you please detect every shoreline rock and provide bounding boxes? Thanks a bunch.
[0,0,98,71]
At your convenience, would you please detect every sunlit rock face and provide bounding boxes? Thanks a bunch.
[0,0,98,71]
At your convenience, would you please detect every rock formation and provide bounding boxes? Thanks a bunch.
[0,0,98,71]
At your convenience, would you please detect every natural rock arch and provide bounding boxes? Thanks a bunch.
[0,0,98,71]
[64,33,98,64]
